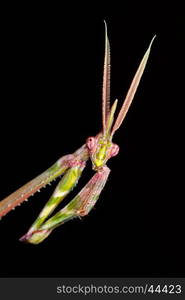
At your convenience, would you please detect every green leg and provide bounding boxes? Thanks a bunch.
[21,166,110,244]
[20,162,86,244]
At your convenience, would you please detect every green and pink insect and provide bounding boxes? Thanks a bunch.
[0,23,155,244]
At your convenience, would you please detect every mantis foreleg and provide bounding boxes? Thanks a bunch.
[20,166,110,244]
[24,161,86,234]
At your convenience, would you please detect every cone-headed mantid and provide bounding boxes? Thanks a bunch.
[0,22,156,244]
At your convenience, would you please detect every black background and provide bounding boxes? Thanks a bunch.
[0,3,184,277]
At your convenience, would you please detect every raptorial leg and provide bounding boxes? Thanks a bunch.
[20,159,86,241]
[21,166,110,244]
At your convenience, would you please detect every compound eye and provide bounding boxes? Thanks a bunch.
[86,137,96,151]
[110,144,119,157]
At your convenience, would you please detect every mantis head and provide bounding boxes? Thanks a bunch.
[86,21,156,171]
[86,99,119,171]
